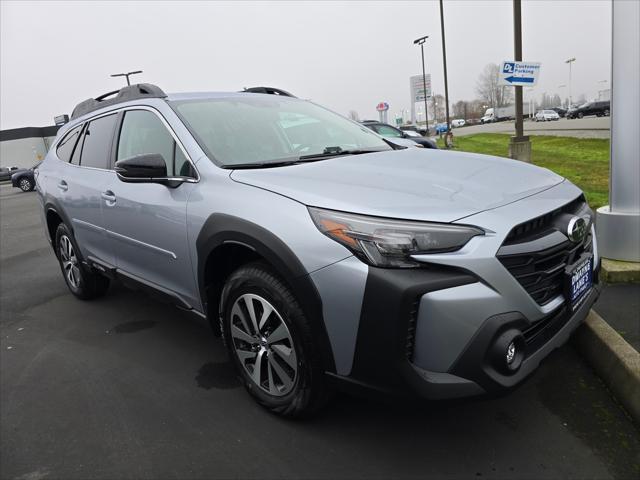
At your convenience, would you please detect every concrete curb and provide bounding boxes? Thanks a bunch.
[600,258,640,283]
[573,310,640,424]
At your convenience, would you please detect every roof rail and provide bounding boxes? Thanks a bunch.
[241,86,296,98]
[70,83,167,120]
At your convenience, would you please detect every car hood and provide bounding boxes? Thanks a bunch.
[230,149,564,223]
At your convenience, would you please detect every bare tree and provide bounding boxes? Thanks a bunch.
[348,110,359,121]
[475,63,513,109]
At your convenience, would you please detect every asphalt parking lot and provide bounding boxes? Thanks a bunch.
[454,116,610,139]
[1,184,638,480]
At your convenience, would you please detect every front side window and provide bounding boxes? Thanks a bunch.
[80,114,118,169]
[56,125,82,162]
[373,125,403,138]
[117,110,193,177]
[171,96,390,167]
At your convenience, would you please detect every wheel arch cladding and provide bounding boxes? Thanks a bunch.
[45,200,73,245]
[196,213,336,373]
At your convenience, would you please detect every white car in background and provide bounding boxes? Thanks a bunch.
[451,119,466,128]
[535,110,560,122]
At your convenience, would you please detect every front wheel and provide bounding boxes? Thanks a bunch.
[221,262,329,417]
[19,177,33,192]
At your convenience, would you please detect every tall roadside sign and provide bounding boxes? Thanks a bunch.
[409,74,431,125]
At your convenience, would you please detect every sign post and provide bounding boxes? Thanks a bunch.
[506,0,535,162]
[376,102,389,124]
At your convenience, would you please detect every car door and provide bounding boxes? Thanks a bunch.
[55,114,118,266]
[101,108,200,308]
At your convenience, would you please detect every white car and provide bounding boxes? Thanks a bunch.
[535,110,560,122]
[451,119,466,128]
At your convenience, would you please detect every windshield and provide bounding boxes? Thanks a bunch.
[171,96,391,167]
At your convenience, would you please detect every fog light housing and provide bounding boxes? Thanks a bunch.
[491,330,525,374]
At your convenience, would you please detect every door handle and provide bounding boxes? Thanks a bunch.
[57,180,68,192]
[101,190,116,205]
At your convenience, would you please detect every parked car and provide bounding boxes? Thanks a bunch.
[361,121,437,149]
[566,101,610,119]
[38,83,600,417]
[400,125,428,136]
[11,162,41,192]
[534,110,560,122]
[451,119,466,128]
[549,107,567,118]
[434,123,450,134]
[0,166,19,181]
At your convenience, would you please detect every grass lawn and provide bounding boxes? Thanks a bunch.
[436,133,610,209]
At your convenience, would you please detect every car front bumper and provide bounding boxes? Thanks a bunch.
[321,261,600,400]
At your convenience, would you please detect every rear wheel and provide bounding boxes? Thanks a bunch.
[221,262,329,417]
[578,112,584,119]
[19,177,33,192]
[55,223,110,300]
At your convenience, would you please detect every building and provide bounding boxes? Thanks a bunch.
[0,125,60,169]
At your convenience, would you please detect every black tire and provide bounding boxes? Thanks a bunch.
[221,262,329,418]
[578,112,584,119]
[18,177,33,192]
[55,223,110,300]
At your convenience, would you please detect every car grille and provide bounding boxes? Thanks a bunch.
[497,197,593,306]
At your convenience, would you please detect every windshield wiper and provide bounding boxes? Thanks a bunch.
[298,147,387,161]
[224,147,388,169]
[223,160,301,170]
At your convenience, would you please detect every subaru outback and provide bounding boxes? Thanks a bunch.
[37,83,600,417]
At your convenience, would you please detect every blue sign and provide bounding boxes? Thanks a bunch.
[499,61,541,87]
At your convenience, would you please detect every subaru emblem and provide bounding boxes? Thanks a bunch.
[567,216,588,243]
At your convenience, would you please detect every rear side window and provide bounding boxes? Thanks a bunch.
[55,125,82,162]
[79,114,118,169]
[117,110,194,177]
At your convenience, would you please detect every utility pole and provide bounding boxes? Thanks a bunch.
[439,0,452,147]
[413,35,430,135]
[508,0,531,162]
[565,57,576,107]
[110,70,143,86]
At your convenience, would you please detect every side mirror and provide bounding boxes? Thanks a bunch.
[114,153,184,187]
[115,153,167,179]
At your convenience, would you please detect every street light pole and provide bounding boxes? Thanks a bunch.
[565,57,576,106]
[413,35,430,135]
[110,70,143,86]
[439,0,452,145]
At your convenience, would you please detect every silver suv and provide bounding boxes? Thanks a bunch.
[37,84,600,417]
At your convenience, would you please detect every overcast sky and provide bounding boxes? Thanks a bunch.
[1,0,611,129]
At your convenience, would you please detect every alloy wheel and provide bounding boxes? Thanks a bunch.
[19,179,31,191]
[59,235,81,289]
[230,293,298,396]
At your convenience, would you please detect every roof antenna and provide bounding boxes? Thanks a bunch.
[110,70,143,86]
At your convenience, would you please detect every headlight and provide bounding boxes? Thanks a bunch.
[309,207,484,268]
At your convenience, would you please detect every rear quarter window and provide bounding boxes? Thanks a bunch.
[79,114,118,169]
[55,125,82,162]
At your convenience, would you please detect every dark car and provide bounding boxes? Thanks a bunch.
[361,121,437,149]
[566,101,610,119]
[0,166,19,181]
[550,107,567,118]
[11,162,40,192]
